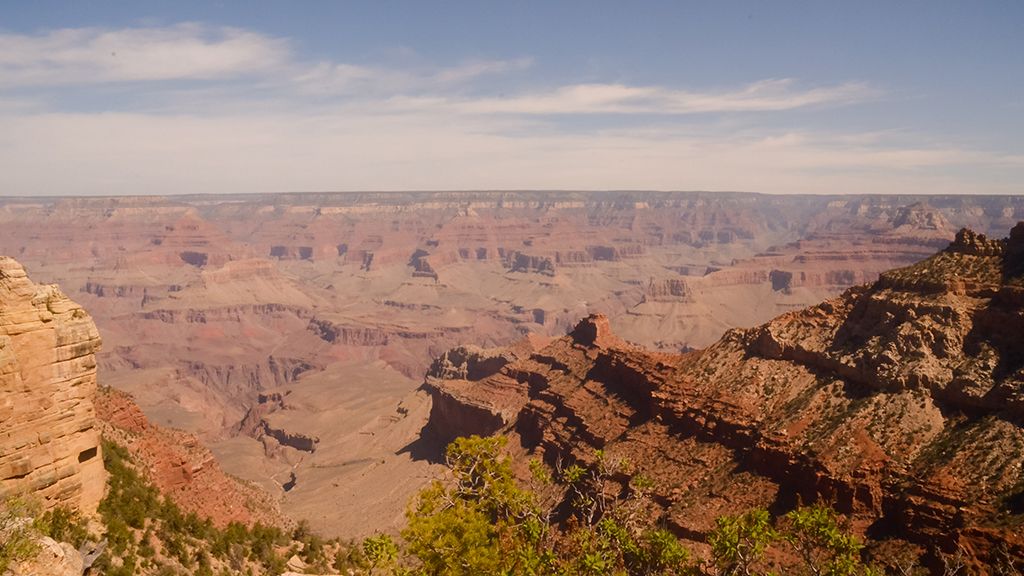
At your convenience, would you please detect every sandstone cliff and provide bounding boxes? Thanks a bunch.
[0,257,105,514]
[422,224,1024,569]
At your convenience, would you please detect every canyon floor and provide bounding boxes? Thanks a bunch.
[2,190,1023,536]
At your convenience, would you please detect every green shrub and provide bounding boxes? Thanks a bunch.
[34,504,91,548]
[708,508,775,575]
[0,497,41,573]
[95,437,300,575]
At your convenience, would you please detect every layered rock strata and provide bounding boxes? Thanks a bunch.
[0,257,104,513]
[423,224,1024,568]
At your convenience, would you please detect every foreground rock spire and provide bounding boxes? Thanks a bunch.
[0,257,105,513]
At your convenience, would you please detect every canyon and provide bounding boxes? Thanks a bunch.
[1,191,1023,537]
[424,224,1024,568]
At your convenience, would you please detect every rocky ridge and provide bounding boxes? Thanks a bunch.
[422,224,1024,568]
[0,257,105,514]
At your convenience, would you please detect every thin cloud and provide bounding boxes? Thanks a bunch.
[391,79,881,116]
[290,57,533,97]
[0,24,533,98]
[0,24,290,86]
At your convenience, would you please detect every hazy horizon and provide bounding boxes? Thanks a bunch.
[2,1,1022,197]
[4,189,1024,201]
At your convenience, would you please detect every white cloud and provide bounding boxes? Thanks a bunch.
[386,78,880,116]
[287,57,534,98]
[0,24,290,85]
[0,24,533,99]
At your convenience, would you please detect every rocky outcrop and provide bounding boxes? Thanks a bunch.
[589,244,644,261]
[0,257,105,514]
[422,224,1024,569]
[506,252,556,276]
[8,536,87,576]
[555,250,592,265]
[138,303,311,324]
[82,281,153,299]
[768,269,793,292]
[423,374,526,444]
[269,245,315,261]
[176,356,315,396]
[307,318,389,346]
[891,202,950,231]
[409,249,440,280]
[425,345,518,381]
[552,245,645,266]
[236,390,320,455]
[263,423,319,453]
[644,278,694,302]
[422,337,552,443]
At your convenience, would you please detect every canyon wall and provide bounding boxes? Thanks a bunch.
[0,257,105,513]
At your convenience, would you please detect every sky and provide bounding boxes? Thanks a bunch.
[1,1,1022,196]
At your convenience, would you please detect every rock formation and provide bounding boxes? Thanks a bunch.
[7,536,88,576]
[506,251,557,276]
[422,224,1024,568]
[0,257,105,514]
[237,390,322,457]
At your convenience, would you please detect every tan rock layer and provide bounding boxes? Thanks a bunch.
[0,257,105,514]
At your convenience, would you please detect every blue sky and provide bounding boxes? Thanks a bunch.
[1,1,1022,195]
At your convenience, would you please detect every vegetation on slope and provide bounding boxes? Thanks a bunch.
[2,438,375,575]
[7,433,1020,574]
[0,497,93,572]
[92,438,378,575]
[0,498,41,573]
[366,435,901,576]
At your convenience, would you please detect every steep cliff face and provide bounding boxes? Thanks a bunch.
[0,257,105,514]
[422,336,554,442]
[423,224,1024,567]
